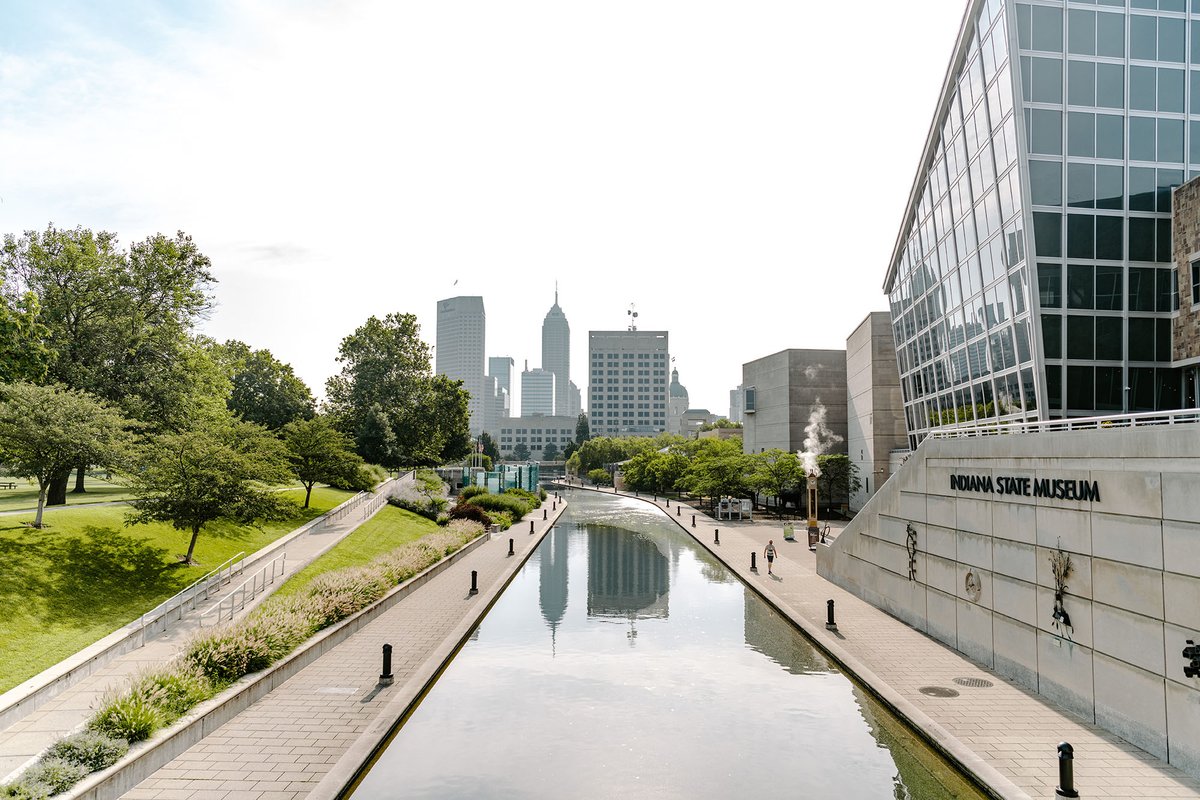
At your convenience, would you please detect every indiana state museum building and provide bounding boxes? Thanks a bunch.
[818,0,1200,779]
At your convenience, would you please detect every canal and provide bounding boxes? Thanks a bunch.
[349,489,986,799]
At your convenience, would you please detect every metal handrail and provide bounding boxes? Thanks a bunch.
[928,407,1200,439]
[199,553,288,626]
[139,551,247,634]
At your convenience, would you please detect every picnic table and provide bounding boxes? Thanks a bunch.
[0,482,18,490]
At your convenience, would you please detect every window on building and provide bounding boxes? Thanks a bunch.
[1192,260,1200,305]
[744,386,756,413]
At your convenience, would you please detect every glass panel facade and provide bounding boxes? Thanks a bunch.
[886,0,1188,446]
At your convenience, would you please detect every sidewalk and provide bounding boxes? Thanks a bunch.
[117,501,565,800]
[576,485,1200,800]
[0,488,401,783]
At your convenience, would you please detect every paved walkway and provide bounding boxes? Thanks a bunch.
[118,503,562,800]
[574,485,1200,800]
[0,490,398,782]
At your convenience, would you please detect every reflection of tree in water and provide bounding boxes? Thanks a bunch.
[742,592,834,676]
[538,527,570,653]
[852,685,988,799]
[586,526,669,621]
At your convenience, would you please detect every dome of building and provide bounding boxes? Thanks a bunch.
[669,368,689,399]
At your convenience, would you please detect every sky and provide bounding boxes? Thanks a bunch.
[0,0,967,417]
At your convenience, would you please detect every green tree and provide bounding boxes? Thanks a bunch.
[575,413,590,444]
[541,441,560,462]
[587,468,612,486]
[816,454,861,510]
[282,416,369,508]
[679,439,753,507]
[0,383,133,527]
[512,442,531,461]
[478,431,500,461]
[421,374,472,466]
[127,415,293,564]
[561,440,578,461]
[0,283,51,382]
[750,449,803,509]
[216,340,315,430]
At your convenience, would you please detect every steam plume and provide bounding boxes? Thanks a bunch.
[799,400,842,476]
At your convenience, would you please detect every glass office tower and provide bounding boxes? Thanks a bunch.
[886,0,1188,447]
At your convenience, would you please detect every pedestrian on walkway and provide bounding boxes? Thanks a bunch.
[764,540,777,575]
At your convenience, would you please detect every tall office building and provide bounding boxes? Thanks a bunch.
[729,384,744,423]
[886,0,1193,448]
[488,356,515,398]
[587,330,670,437]
[521,367,556,416]
[436,296,486,436]
[541,291,571,418]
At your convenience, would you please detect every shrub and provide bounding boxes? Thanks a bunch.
[449,503,492,526]
[304,567,391,627]
[88,690,162,743]
[328,463,377,492]
[130,665,212,723]
[182,626,277,685]
[505,488,539,506]
[466,492,533,519]
[459,485,488,501]
[587,468,612,486]
[387,496,440,522]
[489,510,513,530]
[45,730,129,772]
[538,487,548,502]
[0,779,50,800]
[19,759,85,796]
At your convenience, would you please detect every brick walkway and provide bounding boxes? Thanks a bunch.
[119,506,562,800]
[584,486,1200,800]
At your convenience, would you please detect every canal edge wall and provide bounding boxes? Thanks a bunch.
[64,500,566,800]
[554,481,1027,800]
[307,497,569,800]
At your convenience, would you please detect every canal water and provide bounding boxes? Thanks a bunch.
[349,490,985,799]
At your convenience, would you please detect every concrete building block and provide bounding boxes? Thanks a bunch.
[1164,519,1200,579]
[925,524,957,560]
[1092,559,1164,620]
[876,516,910,547]
[1161,472,1200,523]
[898,491,926,523]
[1166,623,1200,690]
[1092,602,1165,675]
[1034,468,1094,513]
[926,588,958,649]
[1036,584,1093,647]
[1165,574,1200,634]
[956,497,992,535]
[926,466,956,498]
[1036,505,1091,555]
[1167,680,1200,776]
[925,553,959,595]
[1091,513,1164,570]
[993,615,1038,688]
[1037,631,1095,719]
[1090,470,1162,519]
[927,494,956,528]
[1036,546,1093,599]
[1093,652,1168,760]
[863,536,910,578]
[956,598,994,667]
[992,501,1037,544]
[993,573,1037,624]
[993,539,1037,582]
[956,530,993,570]
[874,567,927,630]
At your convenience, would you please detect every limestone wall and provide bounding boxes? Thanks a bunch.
[817,425,1200,775]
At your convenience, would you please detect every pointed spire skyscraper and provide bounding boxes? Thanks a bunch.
[541,288,570,417]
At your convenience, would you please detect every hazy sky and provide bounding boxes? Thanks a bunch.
[0,0,966,416]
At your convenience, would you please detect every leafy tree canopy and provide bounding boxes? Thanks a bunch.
[215,340,315,430]
[575,413,590,444]
[282,415,371,508]
[0,282,51,383]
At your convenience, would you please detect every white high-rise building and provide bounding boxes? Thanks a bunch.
[521,367,556,416]
[729,384,744,423]
[488,356,515,398]
[436,296,486,436]
[566,380,582,419]
[541,291,571,417]
[587,330,669,437]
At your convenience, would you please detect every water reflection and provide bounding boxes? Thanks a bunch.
[538,526,569,653]
[743,591,835,676]
[586,527,669,621]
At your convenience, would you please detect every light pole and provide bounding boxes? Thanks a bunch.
[806,470,819,550]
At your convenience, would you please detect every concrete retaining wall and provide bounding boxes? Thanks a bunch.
[818,425,1200,775]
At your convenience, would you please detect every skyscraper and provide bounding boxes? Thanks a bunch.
[587,330,670,437]
[886,0,1192,448]
[541,290,571,417]
[488,356,515,399]
[521,367,556,416]
[436,296,486,436]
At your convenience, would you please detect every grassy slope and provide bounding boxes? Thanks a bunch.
[0,486,354,693]
[271,505,441,599]
[0,477,138,514]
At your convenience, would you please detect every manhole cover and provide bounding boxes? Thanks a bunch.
[918,686,960,698]
[953,677,994,688]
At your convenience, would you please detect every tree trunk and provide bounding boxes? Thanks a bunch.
[304,482,314,508]
[34,486,46,528]
[185,526,201,564]
[46,470,69,506]
[73,465,87,494]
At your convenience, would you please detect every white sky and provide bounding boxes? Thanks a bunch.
[0,0,967,416]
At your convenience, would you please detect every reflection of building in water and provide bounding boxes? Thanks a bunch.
[586,527,669,620]
[538,527,570,653]
[743,593,832,675]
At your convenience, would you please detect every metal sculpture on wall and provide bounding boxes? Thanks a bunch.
[964,570,982,602]
[905,523,918,582]
[1049,543,1074,635]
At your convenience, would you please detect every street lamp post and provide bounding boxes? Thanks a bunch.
[806,470,819,550]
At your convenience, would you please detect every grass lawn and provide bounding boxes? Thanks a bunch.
[271,505,442,599]
[0,476,140,514]
[0,485,354,693]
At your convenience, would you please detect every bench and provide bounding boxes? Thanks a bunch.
[0,482,18,490]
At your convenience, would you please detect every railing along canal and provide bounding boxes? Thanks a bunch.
[199,553,288,626]
[139,551,247,636]
[928,407,1200,439]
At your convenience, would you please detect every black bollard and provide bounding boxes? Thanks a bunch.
[826,600,838,631]
[469,570,479,595]
[751,552,757,571]
[543,509,548,520]
[666,498,670,507]
[379,643,394,685]
[676,506,681,517]
[508,538,515,556]
[714,529,720,545]
[692,514,696,527]
[530,520,535,534]
[553,501,557,510]
[1056,743,1079,798]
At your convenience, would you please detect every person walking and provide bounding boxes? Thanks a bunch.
[764,539,777,575]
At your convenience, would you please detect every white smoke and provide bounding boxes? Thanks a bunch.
[804,364,819,380]
[799,400,842,477]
